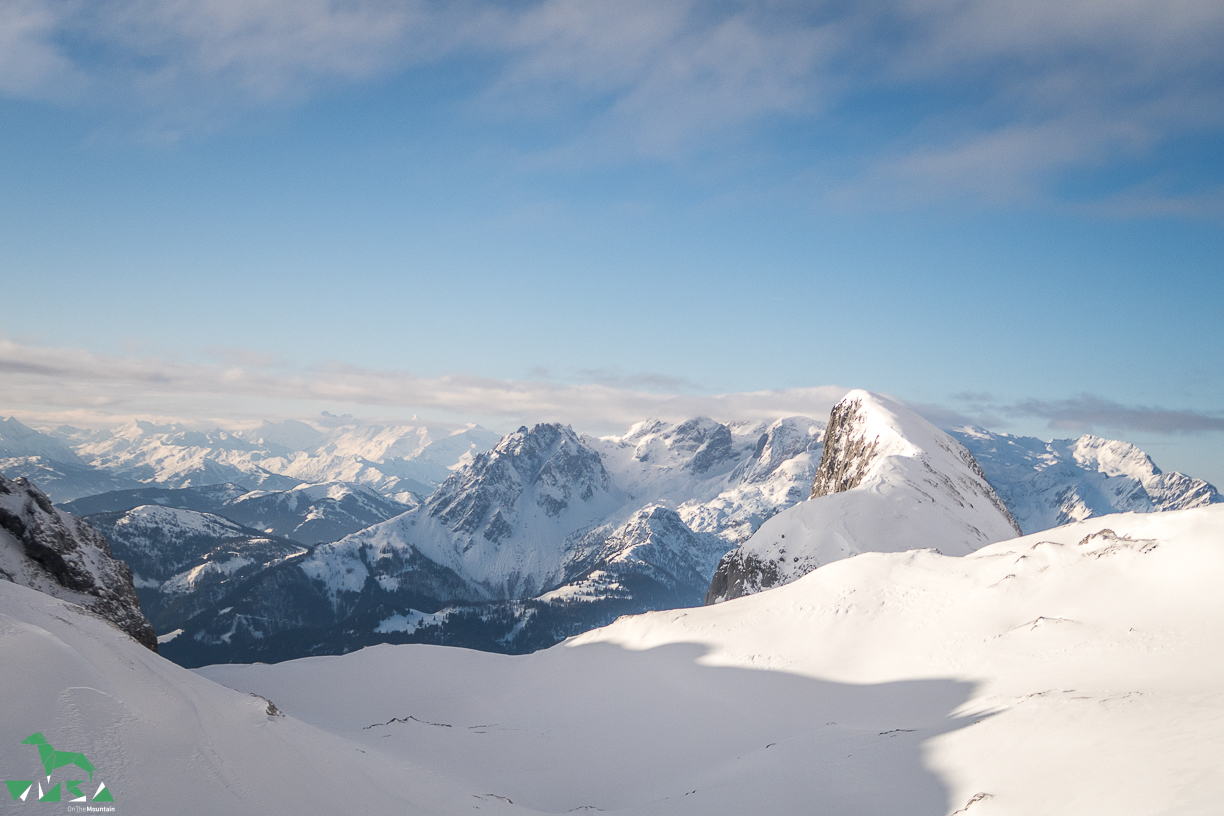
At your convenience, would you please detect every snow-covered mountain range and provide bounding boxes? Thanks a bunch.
[8,503,1224,814]
[951,426,1220,533]
[159,416,826,664]
[0,417,141,502]
[194,504,1224,816]
[4,394,1224,812]
[0,415,502,502]
[3,398,1219,666]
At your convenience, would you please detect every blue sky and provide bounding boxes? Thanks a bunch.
[1,0,1222,482]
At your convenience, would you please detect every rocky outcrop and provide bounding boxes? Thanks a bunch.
[0,474,156,650]
[703,548,780,604]
[809,397,881,499]
[707,391,1020,604]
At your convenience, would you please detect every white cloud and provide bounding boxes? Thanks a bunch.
[2,0,1222,200]
[478,1,833,155]
[0,0,85,100]
[0,338,847,433]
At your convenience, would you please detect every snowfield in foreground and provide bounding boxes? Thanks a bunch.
[200,504,1224,816]
[0,579,533,815]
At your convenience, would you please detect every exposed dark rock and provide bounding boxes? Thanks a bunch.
[704,549,780,605]
[0,474,156,650]
[810,397,879,499]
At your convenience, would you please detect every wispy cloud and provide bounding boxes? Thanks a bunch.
[0,0,420,113]
[1006,395,1224,434]
[939,391,1224,435]
[0,338,846,432]
[4,0,1221,202]
[477,0,833,156]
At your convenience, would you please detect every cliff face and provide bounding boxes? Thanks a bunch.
[808,397,882,499]
[0,474,156,650]
[707,391,1019,604]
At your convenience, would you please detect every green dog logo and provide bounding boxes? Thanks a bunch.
[4,732,113,804]
[21,733,95,782]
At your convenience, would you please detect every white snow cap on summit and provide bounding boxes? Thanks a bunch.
[708,390,1019,601]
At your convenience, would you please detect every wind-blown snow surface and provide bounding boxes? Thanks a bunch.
[708,391,1019,602]
[0,580,535,816]
[953,427,1221,533]
[201,505,1224,816]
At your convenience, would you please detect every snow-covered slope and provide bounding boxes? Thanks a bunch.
[953,427,1221,533]
[708,391,1018,602]
[201,504,1224,816]
[0,474,155,649]
[85,504,306,634]
[0,579,536,815]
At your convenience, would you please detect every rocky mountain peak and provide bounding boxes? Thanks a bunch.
[707,391,1019,604]
[0,474,156,649]
[427,423,612,538]
[809,395,880,498]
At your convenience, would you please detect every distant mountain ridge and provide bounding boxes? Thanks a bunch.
[951,427,1221,533]
[85,504,307,635]
[160,415,827,664]
[0,415,502,502]
[63,481,414,546]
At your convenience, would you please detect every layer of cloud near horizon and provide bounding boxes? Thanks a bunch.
[0,338,852,431]
[3,339,1222,439]
[3,0,1223,209]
